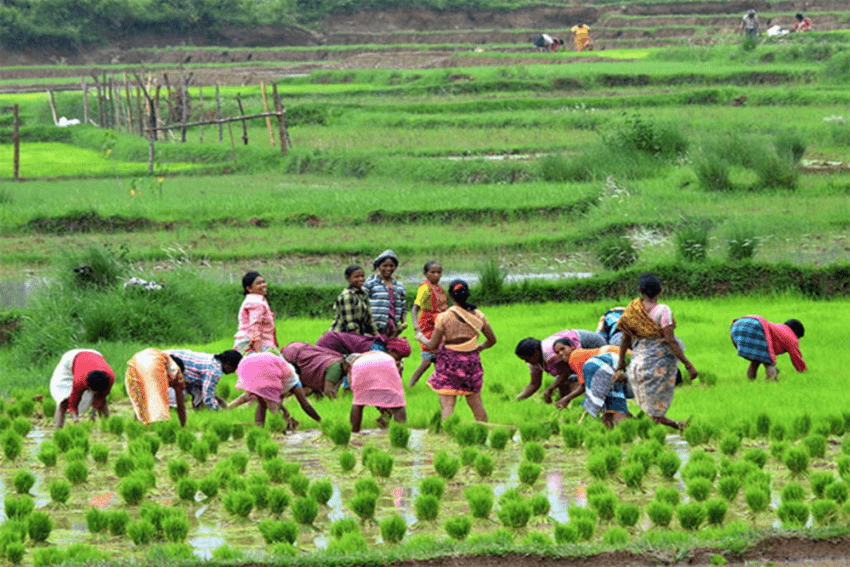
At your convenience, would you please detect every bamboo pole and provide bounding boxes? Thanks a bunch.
[111,77,121,131]
[272,84,288,155]
[154,85,162,141]
[260,82,275,147]
[46,90,58,125]
[146,111,284,131]
[81,77,89,125]
[13,104,19,180]
[136,86,144,137]
[180,84,188,142]
[198,87,204,144]
[235,93,248,145]
[93,75,103,127]
[215,84,223,142]
[124,73,133,133]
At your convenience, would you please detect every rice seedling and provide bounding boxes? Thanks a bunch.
[11,471,35,495]
[718,434,741,457]
[529,493,550,516]
[258,519,299,545]
[113,454,136,478]
[190,440,209,463]
[64,460,88,485]
[163,514,190,543]
[339,450,357,472]
[784,447,809,477]
[443,515,472,541]
[419,476,445,500]
[615,502,640,528]
[770,422,787,442]
[744,487,769,515]
[291,496,319,526]
[5,495,34,521]
[37,443,58,467]
[26,511,52,542]
[811,499,840,526]
[289,474,310,497]
[473,452,494,478]
[518,423,546,443]
[561,424,583,449]
[268,488,290,516]
[49,480,71,505]
[824,481,849,504]
[523,441,545,464]
[518,460,542,487]
[11,417,31,437]
[127,520,155,546]
[781,482,806,503]
[803,434,827,459]
[742,448,768,469]
[717,476,741,502]
[200,430,220,455]
[497,499,531,529]
[603,526,630,545]
[646,500,673,528]
[2,430,23,460]
[5,542,25,564]
[380,514,408,544]
[676,502,705,531]
[167,459,190,483]
[464,484,493,519]
[118,474,148,506]
[348,493,378,523]
[368,450,394,478]
[330,518,360,539]
[656,450,681,480]
[309,479,333,505]
[490,428,512,450]
[86,507,108,534]
[414,494,440,522]
[461,447,479,467]
[176,478,198,502]
[258,441,279,460]
[686,477,713,502]
[326,420,352,446]
[108,510,130,537]
[588,491,618,523]
[223,490,254,520]
[389,421,410,449]
[777,501,810,527]
[554,522,579,543]
[176,430,194,453]
[621,462,645,490]
[433,451,460,480]
[587,453,609,480]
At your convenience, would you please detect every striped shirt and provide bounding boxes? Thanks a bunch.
[165,349,223,410]
[364,275,407,333]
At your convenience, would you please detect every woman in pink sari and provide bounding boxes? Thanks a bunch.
[235,352,321,429]
[348,338,411,432]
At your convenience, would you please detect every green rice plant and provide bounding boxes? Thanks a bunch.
[596,235,638,272]
[811,499,840,526]
[136,453,155,471]
[561,424,583,449]
[419,476,445,500]
[5,542,25,564]
[675,223,709,263]
[588,492,618,523]
[105,415,124,437]
[108,510,130,537]
[770,440,791,462]
[168,459,190,483]
[811,471,835,499]
[676,502,705,531]
[777,501,810,527]
[176,478,198,502]
[37,443,58,467]
[518,422,546,443]
[380,514,408,544]
[129,434,159,458]
[615,503,640,528]
[287,474,308,497]
[11,417,31,437]
[328,531,367,554]
[268,488,290,516]
[473,453,494,478]
[245,428,270,452]
[523,441,545,464]
[784,446,810,477]
[118,474,147,506]
[489,428,512,450]
[367,450,394,478]
[162,514,189,543]
[228,452,250,475]
[113,454,136,478]
[656,450,681,480]
[602,446,623,475]
[456,422,489,447]
[682,458,717,482]
[49,479,71,505]
[223,490,254,520]
[745,470,771,494]
[155,421,177,445]
[754,152,799,191]
[464,485,493,519]
[127,520,155,546]
[460,447,479,467]
[2,430,23,460]
[742,448,768,469]
[190,440,209,463]
[602,526,630,545]
[259,458,282,483]
[309,479,333,505]
[717,476,741,502]
[825,481,850,504]
[330,518,360,539]
[497,499,531,529]
[291,496,318,526]
[686,477,713,502]
[211,421,232,442]
[838,456,850,482]
[554,522,578,544]
[414,494,440,522]
[258,519,298,544]
[718,434,741,457]
[744,487,769,515]
[258,441,279,460]
[793,414,812,438]
[26,511,53,543]
[339,451,357,472]
[326,420,352,446]
[267,413,286,433]
[653,486,679,508]
[517,460,542,487]
[433,451,460,480]
[90,443,109,465]
[5,495,34,520]
[695,153,733,192]
[621,462,644,491]
[781,482,806,503]
[348,493,378,522]
[11,471,35,495]
[587,453,609,480]
[200,430,220,455]
[646,500,673,528]
[625,443,655,473]
[176,430,194,453]
[755,413,771,437]
[704,498,728,526]
[803,434,827,459]
[65,448,86,462]
[573,517,596,541]
[388,421,410,449]
[64,460,88,485]
[86,506,108,534]
[124,421,143,441]
[529,493,550,516]
[775,129,806,164]
[354,477,381,498]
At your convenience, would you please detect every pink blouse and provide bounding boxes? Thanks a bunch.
[234,293,278,349]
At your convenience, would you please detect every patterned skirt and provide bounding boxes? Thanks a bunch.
[582,355,630,418]
[428,346,483,396]
[730,317,773,365]
[629,338,678,418]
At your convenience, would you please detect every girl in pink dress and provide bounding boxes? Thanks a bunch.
[235,352,321,429]
[348,338,411,432]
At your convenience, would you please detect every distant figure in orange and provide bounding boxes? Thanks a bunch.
[571,24,593,51]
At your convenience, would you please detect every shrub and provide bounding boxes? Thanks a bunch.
[518,460,542,486]
[86,507,108,534]
[414,494,440,522]
[657,450,681,480]
[27,511,53,542]
[615,503,640,528]
[339,451,357,472]
[490,428,512,450]
[464,485,493,519]
[717,476,741,502]
[388,421,410,449]
[348,493,378,522]
[811,499,839,526]
[420,476,446,500]
[108,510,130,537]
[646,500,673,528]
[784,447,809,476]
[381,514,408,544]
[309,479,334,505]
[695,153,733,192]
[677,502,705,531]
[433,451,461,480]
[497,499,531,529]
[65,460,88,485]
[163,514,190,543]
[268,488,290,516]
[49,480,71,505]
[596,235,638,271]
[686,477,713,502]
[127,520,155,546]
[11,470,35,495]
[675,223,710,263]
[704,498,727,526]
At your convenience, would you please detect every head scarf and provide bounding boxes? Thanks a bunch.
[373,249,399,270]
[386,337,412,358]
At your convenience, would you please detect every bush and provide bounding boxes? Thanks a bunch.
[415,494,440,522]
[646,500,673,528]
[380,514,408,544]
[604,112,687,159]
[676,502,705,531]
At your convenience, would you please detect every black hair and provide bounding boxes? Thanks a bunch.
[448,279,476,311]
[344,265,363,279]
[638,272,662,299]
[553,337,574,348]
[795,13,804,20]
[784,319,805,339]
[86,370,111,392]
[170,355,185,374]
[423,261,441,274]
[515,337,542,359]
[215,350,243,371]
[242,271,261,295]
[373,254,399,270]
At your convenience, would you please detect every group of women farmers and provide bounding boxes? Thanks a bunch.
[49,254,807,435]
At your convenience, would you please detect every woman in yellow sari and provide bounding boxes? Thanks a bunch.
[615,273,697,430]
[125,348,187,427]
[571,24,593,52]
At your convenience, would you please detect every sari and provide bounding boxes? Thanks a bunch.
[427,306,486,396]
[415,281,448,354]
[125,349,184,425]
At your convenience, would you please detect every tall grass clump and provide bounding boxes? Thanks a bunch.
[775,129,807,164]
[695,153,733,192]
[464,485,493,519]
[380,515,407,544]
[603,112,687,160]
[727,224,759,262]
[596,235,638,271]
[475,259,507,302]
[675,222,710,263]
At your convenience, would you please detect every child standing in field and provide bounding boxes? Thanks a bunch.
[409,261,448,387]
[329,265,379,337]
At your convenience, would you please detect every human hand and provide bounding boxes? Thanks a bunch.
[614,369,628,384]
[687,366,699,380]
[555,398,570,410]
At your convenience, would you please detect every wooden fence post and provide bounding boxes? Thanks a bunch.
[198,87,204,144]
[235,93,248,145]
[272,84,288,155]
[261,82,275,146]
[215,84,223,142]
[81,77,90,125]
[13,104,19,180]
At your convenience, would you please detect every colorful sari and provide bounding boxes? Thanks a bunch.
[125,349,184,425]
[415,281,448,354]
[618,298,678,418]
[427,306,486,396]
[571,25,591,51]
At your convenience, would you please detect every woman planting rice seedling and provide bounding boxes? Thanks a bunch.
[409,261,448,388]
[164,348,241,410]
[329,265,379,337]
[416,279,496,422]
[549,340,622,412]
[348,337,411,432]
[281,342,345,399]
[364,250,407,338]
[730,316,806,380]
[233,271,280,356]
[50,349,115,428]
[125,348,187,426]
[615,273,698,431]
[235,352,321,429]
[514,329,606,402]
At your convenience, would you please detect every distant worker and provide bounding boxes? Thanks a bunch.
[571,24,593,51]
[793,13,812,32]
[533,33,564,51]
[741,10,759,37]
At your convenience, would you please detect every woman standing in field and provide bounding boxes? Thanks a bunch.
[348,338,412,432]
[233,271,280,356]
[730,316,806,380]
[364,250,407,337]
[416,280,496,422]
[50,349,115,428]
[330,265,379,336]
[125,348,187,426]
[409,261,448,387]
[571,23,593,51]
[235,352,321,429]
[615,273,698,431]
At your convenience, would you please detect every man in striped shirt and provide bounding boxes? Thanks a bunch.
[165,349,242,409]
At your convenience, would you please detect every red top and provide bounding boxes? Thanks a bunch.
[69,351,115,413]
[748,315,807,372]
